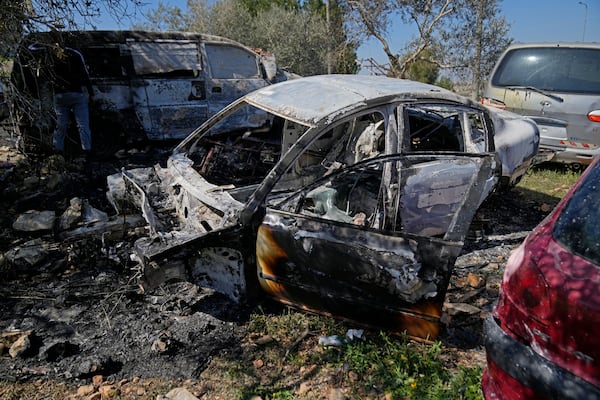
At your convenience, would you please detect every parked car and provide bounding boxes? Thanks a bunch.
[107,75,539,340]
[10,30,296,154]
[482,156,600,399]
[482,42,600,168]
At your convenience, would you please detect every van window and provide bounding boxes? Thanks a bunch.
[129,41,201,76]
[205,44,260,79]
[491,47,600,94]
[84,46,123,78]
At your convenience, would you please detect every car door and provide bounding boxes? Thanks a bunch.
[128,40,208,140]
[255,153,494,339]
[400,102,500,204]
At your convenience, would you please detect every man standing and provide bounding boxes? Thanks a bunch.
[50,45,94,155]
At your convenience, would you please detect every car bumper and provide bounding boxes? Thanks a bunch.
[482,316,600,400]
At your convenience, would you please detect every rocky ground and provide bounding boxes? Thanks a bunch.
[0,123,558,399]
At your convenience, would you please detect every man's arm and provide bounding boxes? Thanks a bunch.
[68,47,94,98]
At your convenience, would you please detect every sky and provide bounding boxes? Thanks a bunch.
[92,0,600,70]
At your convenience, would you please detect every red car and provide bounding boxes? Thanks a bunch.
[482,156,600,399]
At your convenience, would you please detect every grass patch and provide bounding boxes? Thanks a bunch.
[338,332,482,399]
[222,307,484,400]
[517,163,583,201]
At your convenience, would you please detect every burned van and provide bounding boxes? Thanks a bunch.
[10,30,295,155]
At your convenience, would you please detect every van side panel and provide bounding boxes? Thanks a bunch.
[128,41,209,140]
[11,31,291,152]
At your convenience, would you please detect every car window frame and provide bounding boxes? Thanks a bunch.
[398,102,492,154]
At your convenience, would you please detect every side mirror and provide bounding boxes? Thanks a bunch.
[260,53,277,82]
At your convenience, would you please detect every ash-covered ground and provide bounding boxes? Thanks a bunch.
[0,122,556,386]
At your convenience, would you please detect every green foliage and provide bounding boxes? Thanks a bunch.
[404,49,439,84]
[435,76,454,90]
[140,0,358,76]
[240,0,300,15]
[447,366,485,400]
[244,308,485,399]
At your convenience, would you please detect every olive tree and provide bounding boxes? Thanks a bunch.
[345,0,510,96]
[440,0,511,98]
[140,0,358,76]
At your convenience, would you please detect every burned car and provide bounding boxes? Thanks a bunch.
[482,156,600,399]
[107,75,539,339]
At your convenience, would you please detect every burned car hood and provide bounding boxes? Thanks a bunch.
[107,152,244,252]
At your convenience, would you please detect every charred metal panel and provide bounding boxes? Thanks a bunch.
[256,155,493,340]
[256,219,459,339]
[204,43,275,128]
[128,41,210,140]
[487,107,539,185]
[135,228,253,303]
[190,247,247,303]
[129,41,200,75]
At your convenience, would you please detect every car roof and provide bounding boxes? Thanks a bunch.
[22,30,247,47]
[243,74,478,126]
[504,42,600,50]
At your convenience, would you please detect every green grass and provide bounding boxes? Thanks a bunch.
[335,333,482,399]
[229,308,484,400]
[516,163,583,201]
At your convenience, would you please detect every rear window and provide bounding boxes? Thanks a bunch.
[553,162,600,265]
[492,47,600,95]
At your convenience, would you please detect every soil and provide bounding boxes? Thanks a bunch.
[0,122,558,399]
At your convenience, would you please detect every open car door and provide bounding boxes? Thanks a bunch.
[256,154,494,340]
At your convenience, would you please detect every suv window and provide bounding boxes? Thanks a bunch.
[554,163,600,265]
[491,47,600,94]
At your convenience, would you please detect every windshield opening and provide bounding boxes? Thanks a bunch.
[180,103,309,187]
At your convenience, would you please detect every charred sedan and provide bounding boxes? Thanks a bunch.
[107,75,539,340]
[482,156,600,399]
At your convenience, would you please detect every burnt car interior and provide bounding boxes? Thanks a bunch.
[272,154,480,237]
[182,107,387,192]
[179,101,490,204]
[184,104,286,189]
